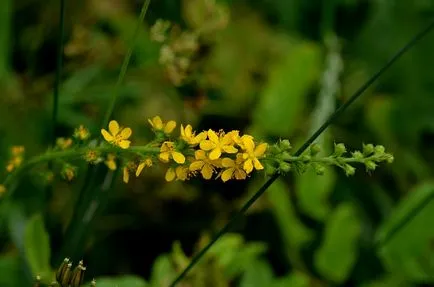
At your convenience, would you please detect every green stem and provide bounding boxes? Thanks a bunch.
[1,145,159,189]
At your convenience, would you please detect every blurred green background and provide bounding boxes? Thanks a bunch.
[1,0,434,286]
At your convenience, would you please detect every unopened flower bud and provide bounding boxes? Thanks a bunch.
[362,143,374,155]
[279,162,291,173]
[309,144,321,156]
[385,154,394,163]
[279,139,291,151]
[264,163,276,176]
[280,151,291,161]
[374,145,385,155]
[313,163,325,175]
[334,143,346,156]
[352,151,364,160]
[344,164,356,176]
[365,160,377,171]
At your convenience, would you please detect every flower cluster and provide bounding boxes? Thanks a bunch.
[114,116,268,183]
[0,116,394,190]
[150,0,229,86]
[6,146,25,172]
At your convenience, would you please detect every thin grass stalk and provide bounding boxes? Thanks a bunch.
[169,18,434,287]
[56,0,151,262]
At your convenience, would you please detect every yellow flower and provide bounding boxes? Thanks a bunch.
[199,129,238,160]
[101,120,132,149]
[6,146,25,173]
[220,154,247,182]
[165,166,189,182]
[240,136,267,174]
[148,116,176,134]
[123,167,130,183]
[159,141,185,164]
[74,125,90,140]
[6,157,23,172]
[136,158,153,177]
[180,124,207,145]
[56,137,73,150]
[189,150,217,179]
[105,154,117,170]
[84,150,99,163]
[62,166,76,181]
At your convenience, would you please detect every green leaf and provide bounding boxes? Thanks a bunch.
[23,214,51,279]
[240,259,274,287]
[266,179,313,267]
[296,168,335,220]
[376,182,434,281]
[314,203,361,283]
[207,233,267,277]
[150,255,176,287]
[272,272,311,287]
[0,255,28,287]
[85,275,148,287]
[253,41,321,136]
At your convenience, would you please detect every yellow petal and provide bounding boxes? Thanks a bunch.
[195,150,207,160]
[209,148,221,160]
[123,167,129,183]
[241,136,255,152]
[164,120,176,133]
[255,143,268,157]
[222,145,238,154]
[101,129,114,142]
[190,161,204,171]
[207,129,219,143]
[109,120,120,135]
[148,118,154,128]
[200,140,215,151]
[159,152,170,162]
[118,140,131,149]
[201,164,213,180]
[106,160,117,170]
[253,158,264,170]
[172,151,186,164]
[221,158,235,168]
[152,116,163,129]
[160,141,171,152]
[120,127,132,139]
[165,168,176,182]
[180,124,186,137]
[234,169,247,180]
[136,162,145,177]
[243,159,254,174]
[185,125,193,137]
[176,166,188,181]
[221,168,234,182]
[194,131,208,143]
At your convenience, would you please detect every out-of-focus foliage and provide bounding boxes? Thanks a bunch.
[1,0,434,286]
